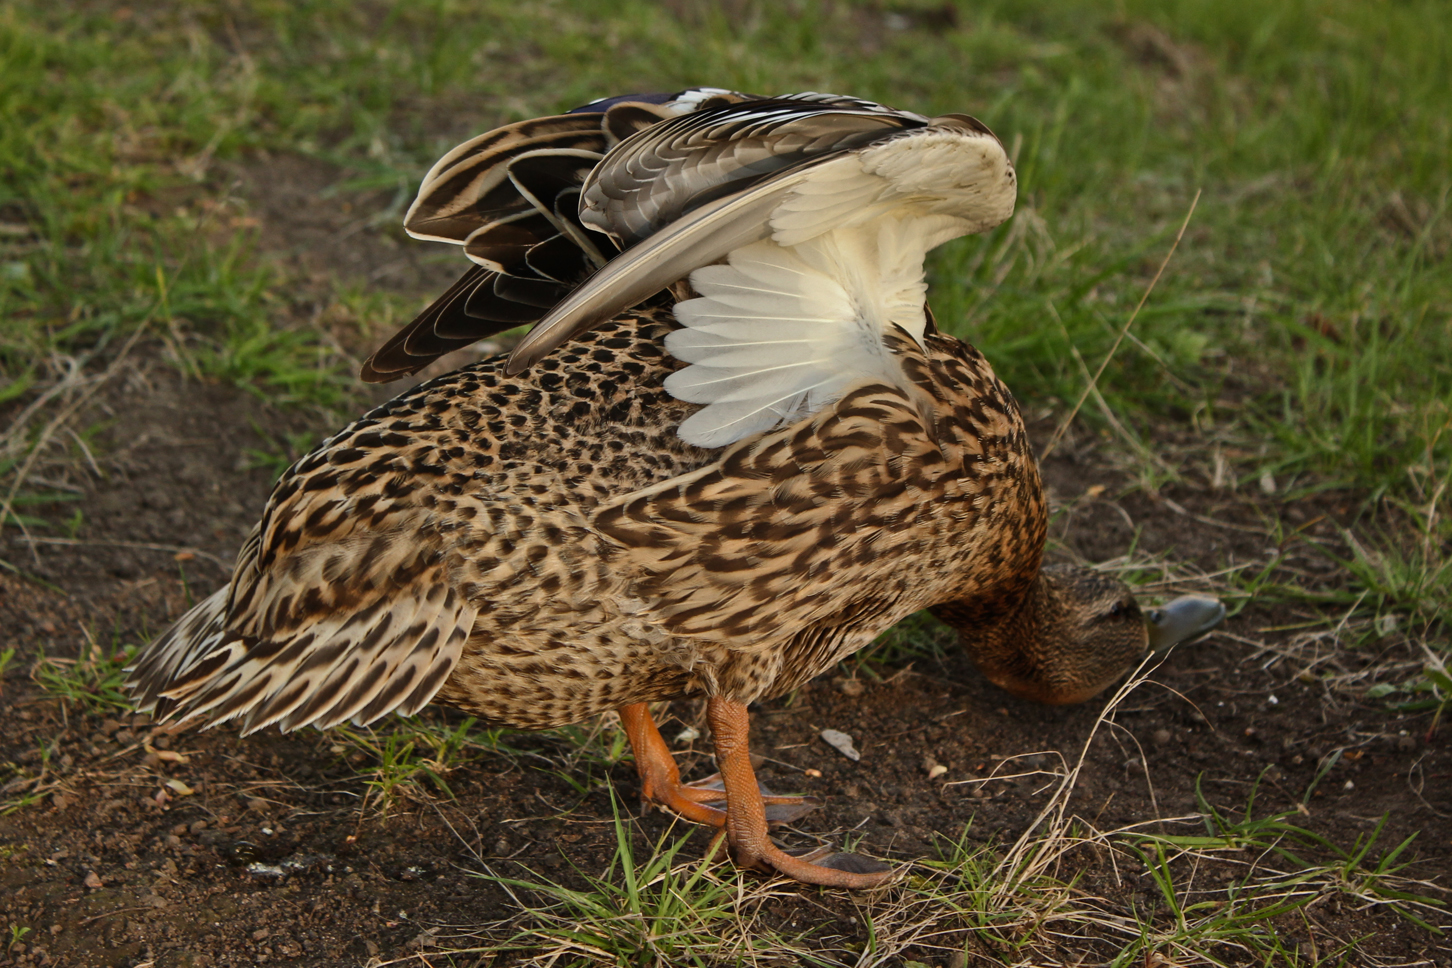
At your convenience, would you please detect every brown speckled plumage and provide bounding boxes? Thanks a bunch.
[129,90,1225,887]
[130,308,1050,731]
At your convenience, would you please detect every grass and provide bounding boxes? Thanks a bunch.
[1,0,1448,493]
[1122,774,1447,950]
[331,712,637,816]
[29,628,136,715]
[407,662,1448,967]
[464,793,803,967]
[1,0,1448,964]
[1,0,1446,593]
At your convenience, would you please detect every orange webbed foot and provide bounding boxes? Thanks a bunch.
[619,704,823,827]
[705,697,901,889]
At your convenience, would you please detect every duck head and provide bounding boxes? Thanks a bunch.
[932,564,1225,706]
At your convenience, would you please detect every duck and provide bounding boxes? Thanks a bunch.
[127,88,1225,889]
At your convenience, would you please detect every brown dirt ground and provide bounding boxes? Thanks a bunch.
[1,358,1447,967]
[1,155,1448,968]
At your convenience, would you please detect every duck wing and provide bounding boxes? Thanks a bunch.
[362,89,759,382]
[578,94,930,248]
[509,111,1014,446]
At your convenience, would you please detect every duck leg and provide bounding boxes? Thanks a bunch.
[621,702,730,826]
[620,703,821,826]
[706,696,898,888]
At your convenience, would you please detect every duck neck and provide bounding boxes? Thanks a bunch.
[930,573,1081,705]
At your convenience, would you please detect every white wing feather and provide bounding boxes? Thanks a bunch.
[661,124,1015,448]
[666,212,940,448]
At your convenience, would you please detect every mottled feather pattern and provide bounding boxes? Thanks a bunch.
[125,587,230,722]
[131,310,1046,727]
[594,329,1044,700]
[120,89,1234,889]
[580,99,926,247]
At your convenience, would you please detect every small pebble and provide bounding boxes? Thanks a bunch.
[837,678,865,698]
[1152,728,1172,746]
[820,729,861,761]
[83,872,103,889]
[1343,779,1355,791]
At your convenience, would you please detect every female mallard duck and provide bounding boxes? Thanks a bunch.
[128,89,1224,888]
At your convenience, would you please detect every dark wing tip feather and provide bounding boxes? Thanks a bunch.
[361,266,533,382]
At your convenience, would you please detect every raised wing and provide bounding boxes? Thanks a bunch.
[362,88,761,383]
[505,116,1014,449]
[369,91,1016,451]
[360,116,607,382]
[579,96,928,247]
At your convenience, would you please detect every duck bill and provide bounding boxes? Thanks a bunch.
[1145,595,1226,652]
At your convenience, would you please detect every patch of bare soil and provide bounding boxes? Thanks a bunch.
[1,363,1448,968]
[224,153,456,298]
[224,152,516,381]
